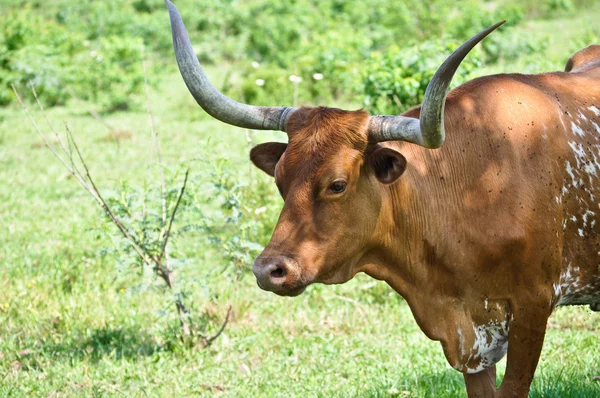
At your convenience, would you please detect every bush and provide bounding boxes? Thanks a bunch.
[360,39,484,115]
[227,0,535,108]
[511,0,576,18]
[231,60,338,107]
[70,36,146,111]
[55,0,172,56]
[0,8,75,106]
[1,1,164,110]
[449,3,525,63]
[189,152,281,279]
[570,28,600,54]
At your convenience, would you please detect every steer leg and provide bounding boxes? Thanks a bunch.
[464,365,497,398]
[496,304,551,398]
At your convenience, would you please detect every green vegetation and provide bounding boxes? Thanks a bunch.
[2,0,598,112]
[1,0,600,396]
[0,4,152,110]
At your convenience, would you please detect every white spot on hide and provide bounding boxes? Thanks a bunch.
[571,121,586,137]
[566,161,578,187]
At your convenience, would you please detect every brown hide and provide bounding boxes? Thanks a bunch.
[252,47,600,397]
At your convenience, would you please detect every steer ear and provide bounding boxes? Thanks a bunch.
[368,146,407,184]
[250,142,287,177]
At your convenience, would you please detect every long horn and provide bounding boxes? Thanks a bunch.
[165,0,296,131]
[368,21,505,148]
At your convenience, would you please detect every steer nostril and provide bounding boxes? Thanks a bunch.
[270,266,286,279]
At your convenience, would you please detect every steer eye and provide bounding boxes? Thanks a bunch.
[328,180,347,194]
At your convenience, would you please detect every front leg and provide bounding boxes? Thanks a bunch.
[496,302,551,398]
[464,365,497,397]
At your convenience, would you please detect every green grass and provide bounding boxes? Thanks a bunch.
[2,10,600,398]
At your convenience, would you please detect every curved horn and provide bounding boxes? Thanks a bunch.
[165,0,296,131]
[368,21,505,148]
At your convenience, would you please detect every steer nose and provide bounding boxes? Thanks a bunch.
[252,256,301,294]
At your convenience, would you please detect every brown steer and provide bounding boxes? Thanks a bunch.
[166,1,600,397]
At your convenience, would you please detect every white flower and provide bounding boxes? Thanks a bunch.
[83,40,90,47]
[251,61,260,69]
[96,55,103,62]
[90,50,98,57]
[312,73,323,80]
[255,79,265,86]
[254,206,267,215]
[289,74,303,83]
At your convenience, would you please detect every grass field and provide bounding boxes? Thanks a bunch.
[1,7,600,398]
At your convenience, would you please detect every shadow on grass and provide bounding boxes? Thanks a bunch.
[530,377,600,398]
[39,326,172,363]
[361,368,600,398]
[361,369,465,398]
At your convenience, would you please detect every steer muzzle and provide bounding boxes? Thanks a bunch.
[252,255,306,296]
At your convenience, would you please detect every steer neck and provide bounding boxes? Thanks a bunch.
[360,166,457,341]
[367,171,429,282]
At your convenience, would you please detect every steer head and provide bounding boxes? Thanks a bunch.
[250,107,389,296]
[165,0,503,296]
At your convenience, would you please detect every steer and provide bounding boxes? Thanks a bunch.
[165,1,600,397]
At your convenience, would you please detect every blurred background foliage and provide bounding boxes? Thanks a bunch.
[1,0,597,113]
